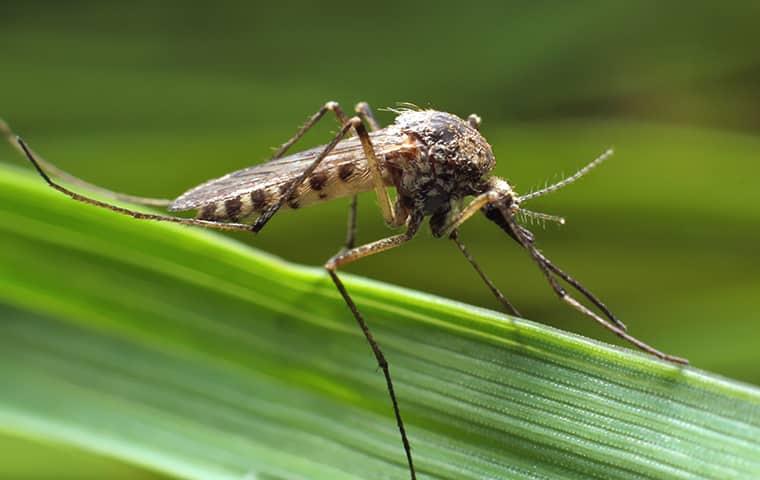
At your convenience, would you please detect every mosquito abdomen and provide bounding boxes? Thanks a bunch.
[195,162,376,222]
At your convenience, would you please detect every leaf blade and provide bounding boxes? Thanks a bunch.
[0,163,759,480]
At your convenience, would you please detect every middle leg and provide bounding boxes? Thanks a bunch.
[254,105,398,233]
[450,229,521,316]
[270,101,350,160]
[324,215,422,480]
[252,115,359,232]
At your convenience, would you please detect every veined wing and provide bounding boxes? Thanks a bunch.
[169,129,404,212]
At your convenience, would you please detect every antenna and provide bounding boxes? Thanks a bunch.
[518,148,613,203]
[520,208,566,225]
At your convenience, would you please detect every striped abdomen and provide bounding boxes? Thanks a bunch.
[171,129,408,223]
[194,160,376,222]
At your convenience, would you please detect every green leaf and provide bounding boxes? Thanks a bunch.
[0,162,759,480]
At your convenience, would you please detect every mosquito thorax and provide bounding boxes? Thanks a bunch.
[390,110,496,221]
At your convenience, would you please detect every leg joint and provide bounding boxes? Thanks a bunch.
[348,116,363,129]
[355,101,369,113]
[325,101,350,125]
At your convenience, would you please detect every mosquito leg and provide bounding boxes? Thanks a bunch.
[486,201,626,330]
[355,102,381,131]
[1,118,173,207]
[450,229,521,316]
[341,102,382,251]
[253,117,362,232]
[255,100,385,234]
[344,194,359,251]
[533,249,626,331]
[325,217,421,480]
[16,137,257,233]
[271,101,349,160]
[258,101,356,234]
[352,120,399,226]
[439,191,495,238]
[327,222,419,271]
[257,107,397,234]
[262,100,397,234]
[497,203,688,365]
[484,202,626,329]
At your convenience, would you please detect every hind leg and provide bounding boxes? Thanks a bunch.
[16,137,258,232]
[325,215,423,480]
[1,118,172,207]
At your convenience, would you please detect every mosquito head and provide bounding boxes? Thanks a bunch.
[478,176,561,244]
[479,179,536,244]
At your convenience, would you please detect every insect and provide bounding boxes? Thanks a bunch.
[2,102,687,480]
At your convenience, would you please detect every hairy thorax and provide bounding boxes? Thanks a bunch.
[383,110,496,230]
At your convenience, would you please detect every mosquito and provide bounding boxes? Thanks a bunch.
[2,102,687,480]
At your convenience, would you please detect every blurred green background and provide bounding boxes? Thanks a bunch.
[2,1,759,477]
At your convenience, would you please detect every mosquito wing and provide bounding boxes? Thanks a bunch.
[169,129,404,213]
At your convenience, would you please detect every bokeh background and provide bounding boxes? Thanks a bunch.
[2,1,759,477]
